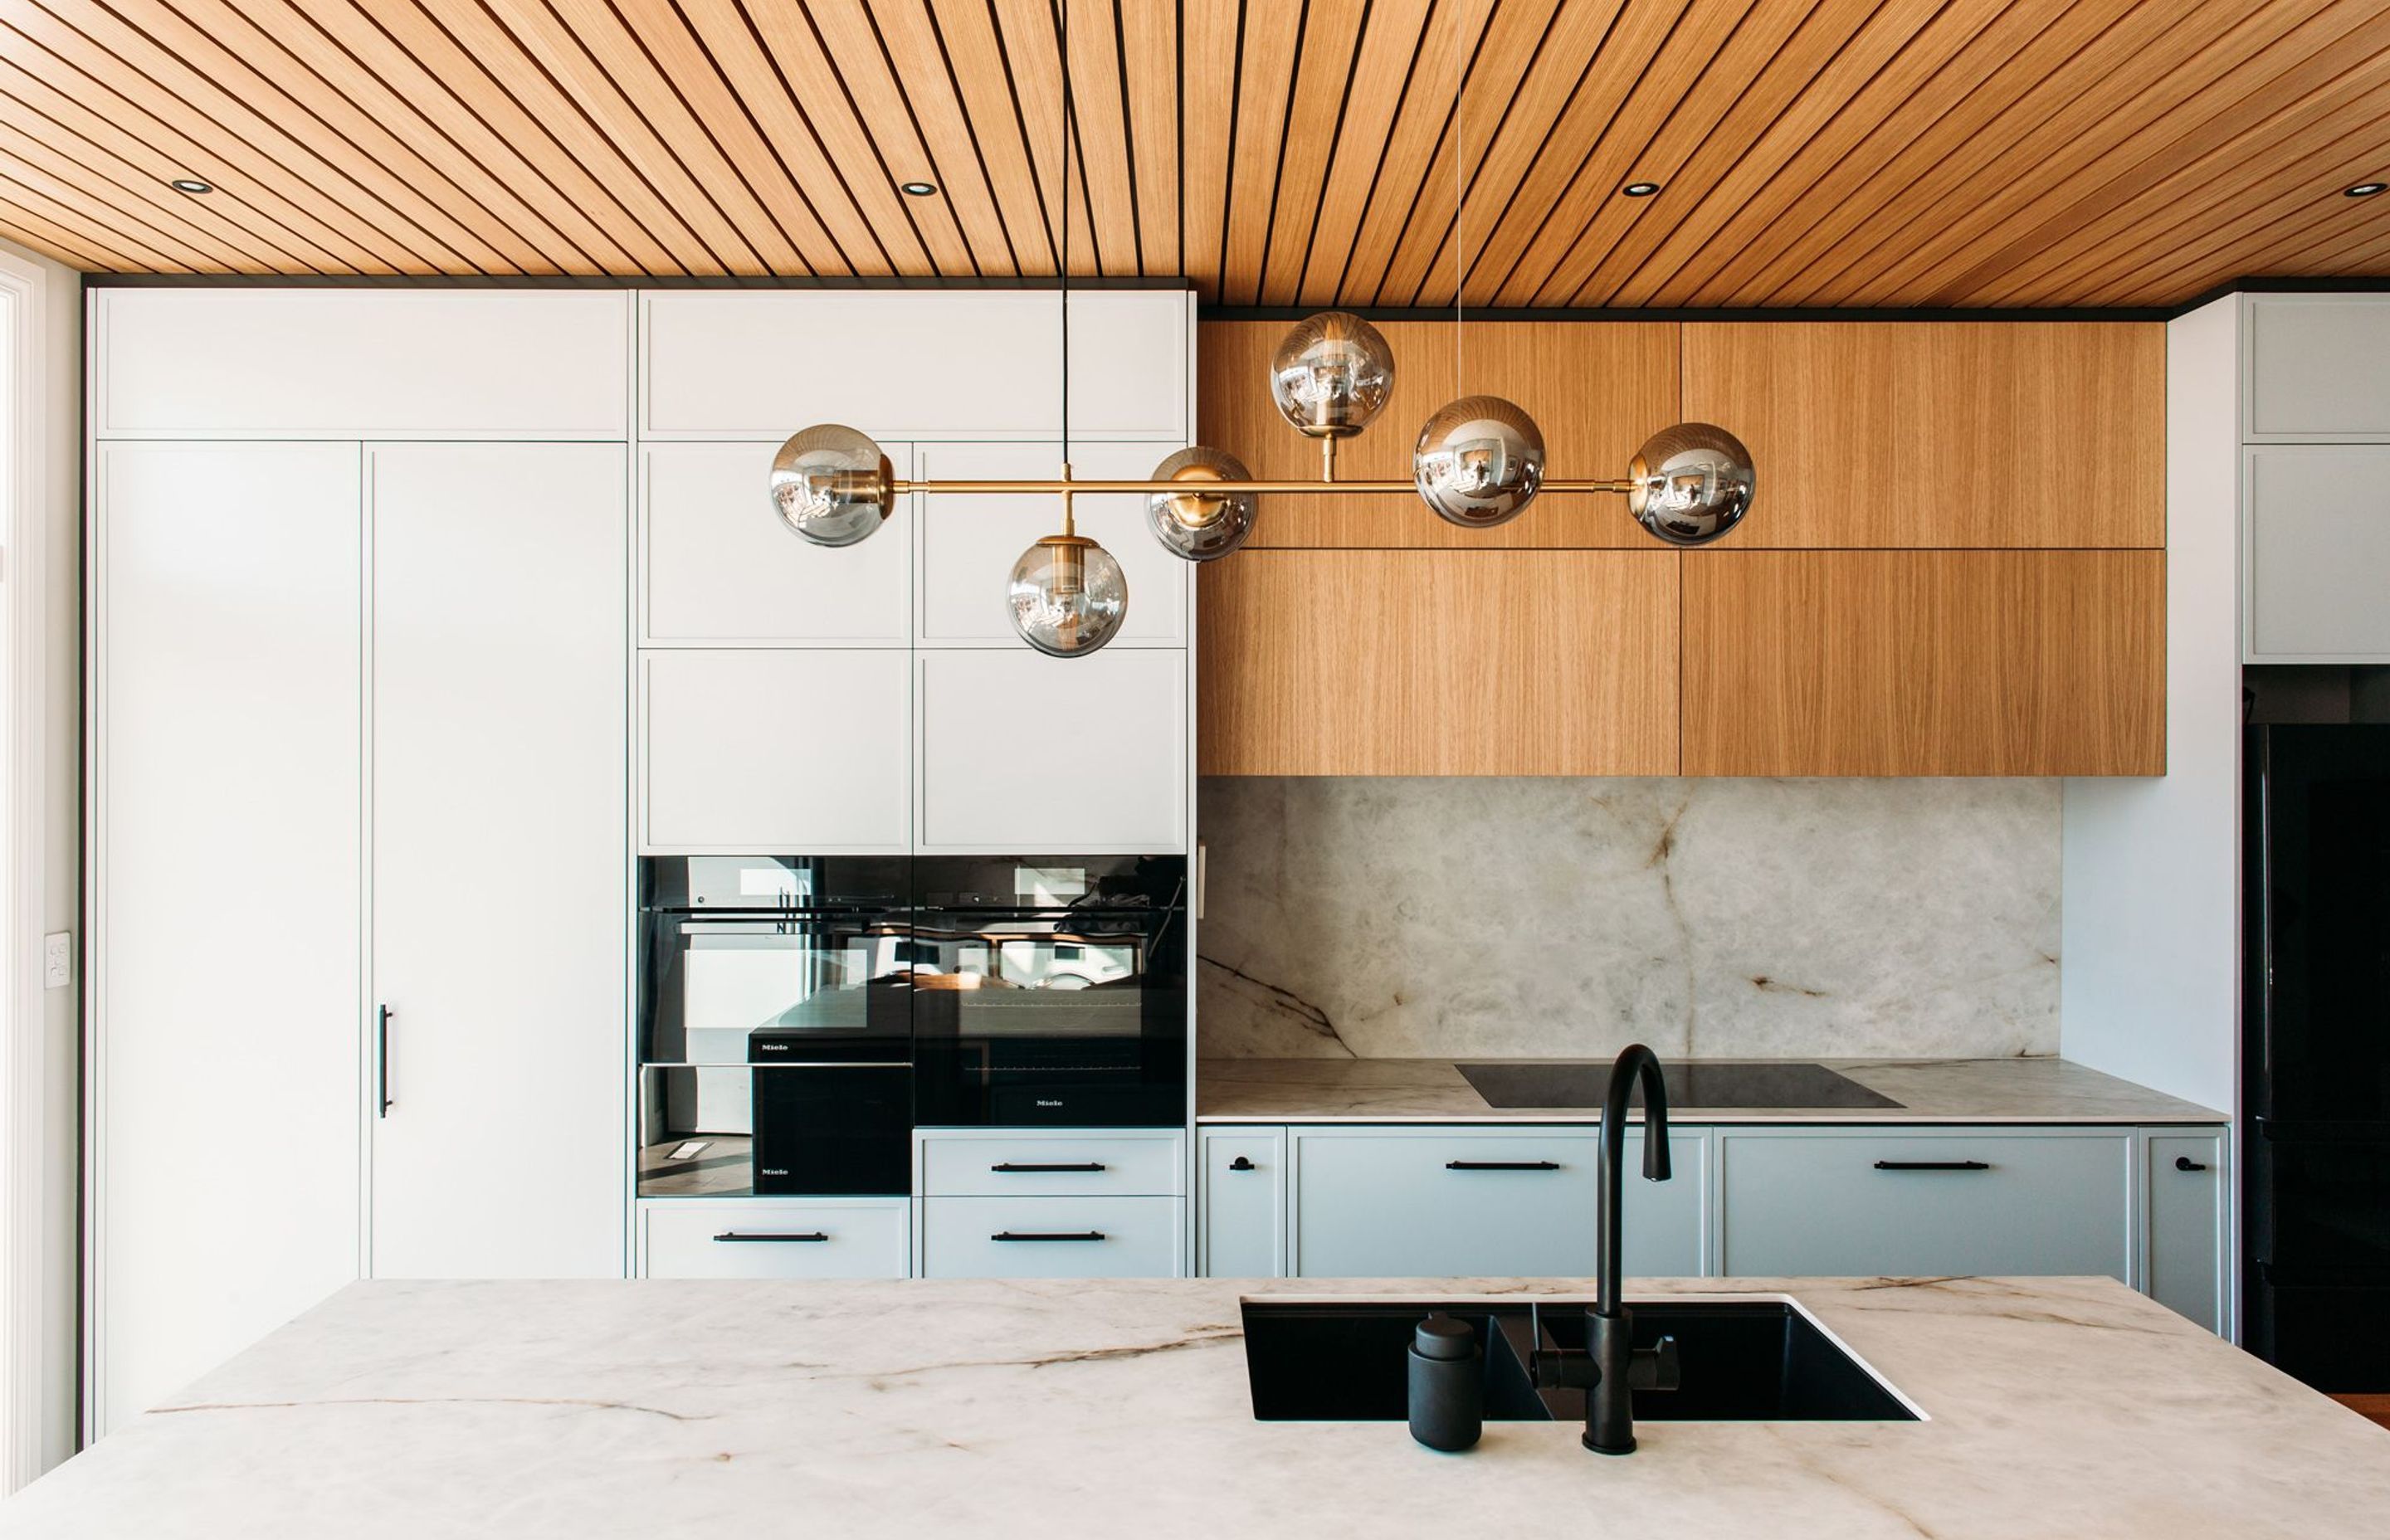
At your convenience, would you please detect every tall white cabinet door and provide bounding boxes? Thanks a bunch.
[368,443,628,1279]
[94,442,363,1431]
[916,649,1188,852]
[915,442,1189,647]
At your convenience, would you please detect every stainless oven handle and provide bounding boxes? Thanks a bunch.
[741,1060,915,1070]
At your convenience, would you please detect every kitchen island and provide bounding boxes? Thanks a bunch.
[3,1274,2383,1538]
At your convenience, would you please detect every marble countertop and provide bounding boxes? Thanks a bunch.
[1197,1056,2228,1123]
[5,1274,2382,1539]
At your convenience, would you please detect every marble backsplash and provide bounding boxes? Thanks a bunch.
[1196,777,2061,1060]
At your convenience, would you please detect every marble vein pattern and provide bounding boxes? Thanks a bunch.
[4,1275,2384,1539]
[1193,1055,2230,1123]
[1197,777,2064,1060]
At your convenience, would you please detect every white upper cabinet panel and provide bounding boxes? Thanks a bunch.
[2246,295,2390,441]
[916,441,1190,647]
[2244,446,2390,661]
[916,648,1187,852]
[643,441,914,646]
[94,289,631,438]
[643,649,910,852]
[639,290,1190,441]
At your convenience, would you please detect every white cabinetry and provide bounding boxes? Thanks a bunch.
[1719,1128,2133,1280]
[2244,295,2390,441]
[365,443,627,1279]
[1199,1128,1286,1278]
[641,1198,910,1279]
[641,441,915,646]
[2144,1129,2227,1332]
[1284,1126,1709,1279]
[92,441,364,1431]
[915,1128,1188,1279]
[916,649,1188,852]
[641,649,911,852]
[2242,446,2390,661]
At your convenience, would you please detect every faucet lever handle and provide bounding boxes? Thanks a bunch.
[1629,1334,1681,1393]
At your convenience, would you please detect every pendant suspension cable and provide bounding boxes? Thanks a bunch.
[1058,0,1071,495]
[1453,0,1466,397]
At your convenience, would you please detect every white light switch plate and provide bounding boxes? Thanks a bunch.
[42,932,71,989]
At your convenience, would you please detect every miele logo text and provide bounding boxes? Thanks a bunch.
[760,1168,788,1177]
[1036,1099,1064,1108]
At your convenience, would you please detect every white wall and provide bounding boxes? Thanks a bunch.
[0,235,80,1487]
[2060,295,2240,1116]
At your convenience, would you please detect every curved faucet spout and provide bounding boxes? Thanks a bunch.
[1597,1043,1671,1320]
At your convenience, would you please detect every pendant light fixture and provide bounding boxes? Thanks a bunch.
[763,15,1758,656]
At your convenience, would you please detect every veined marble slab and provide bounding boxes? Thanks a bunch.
[1196,1056,2227,1123]
[2,1274,2378,1539]
[1198,776,2061,1060]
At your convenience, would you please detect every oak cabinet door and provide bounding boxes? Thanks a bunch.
[1680,550,2164,777]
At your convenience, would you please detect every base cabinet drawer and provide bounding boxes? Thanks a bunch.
[2146,1130,2227,1333]
[1199,1128,1286,1277]
[919,1196,1186,1278]
[641,1200,910,1279]
[1720,1129,2131,1279]
[919,1130,1187,1197]
[1289,1128,1708,1279]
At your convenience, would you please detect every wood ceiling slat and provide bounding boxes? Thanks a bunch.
[3,1,439,270]
[1456,0,1689,305]
[801,0,984,274]
[1056,0,1138,275]
[924,0,1053,269]
[1217,0,1305,304]
[165,0,596,271]
[348,0,700,275]
[1254,0,1368,305]
[0,199,148,270]
[1672,0,2086,306]
[1117,0,1178,277]
[1376,0,1571,308]
[33,0,527,271]
[1336,0,1490,305]
[0,72,337,270]
[1291,0,1434,303]
[1974,59,2390,307]
[0,125,268,270]
[1607,0,2015,309]
[1778,0,2335,304]
[1483,0,1764,306]
[1178,0,1237,297]
[871,0,1025,273]
[1920,12,2390,305]
[0,167,186,269]
[988,0,1100,276]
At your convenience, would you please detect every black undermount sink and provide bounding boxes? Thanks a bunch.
[1241,1298,1919,1424]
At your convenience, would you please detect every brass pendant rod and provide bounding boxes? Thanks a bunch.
[890,476,1636,496]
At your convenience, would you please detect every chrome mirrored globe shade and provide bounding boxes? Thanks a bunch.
[1269,311,1396,438]
[1145,446,1259,561]
[1412,395,1547,527]
[1008,532,1129,657]
[769,424,895,548]
[1627,422,1757,547]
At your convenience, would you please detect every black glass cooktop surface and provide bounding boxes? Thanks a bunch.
[1456,1061,1902,1111]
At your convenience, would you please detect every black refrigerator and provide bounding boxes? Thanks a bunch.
[2245,724,2390,1388]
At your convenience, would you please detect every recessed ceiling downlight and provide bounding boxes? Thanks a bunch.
[900,180,938,197]
[2347,182,2388,198]
[169,178,213,194]
[1622,182,1661,197]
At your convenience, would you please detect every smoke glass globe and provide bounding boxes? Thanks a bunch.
[1628,422,1756,546]
[1145,446,1258,562]
[769,424,895,547]
[1269,311,1396,438]
[1412,395,1547,527]
[1008,533,1129,657]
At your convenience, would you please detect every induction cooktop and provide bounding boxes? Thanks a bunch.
[1456,1060,1902,1111]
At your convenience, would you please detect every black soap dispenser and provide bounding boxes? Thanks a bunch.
[1407,1312,1483,1452]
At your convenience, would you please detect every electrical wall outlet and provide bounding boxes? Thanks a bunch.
[42,932,71,990]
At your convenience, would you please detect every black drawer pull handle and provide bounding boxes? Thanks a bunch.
[1873,1160,1991,1172]
[991,1231,1107,1242]
[1446,1159,1563,1171]
[713,1231,829,1244]
[2174,1156,2210,1172]
[990,1162,1108,1173]
[1228,1156,1256,1172]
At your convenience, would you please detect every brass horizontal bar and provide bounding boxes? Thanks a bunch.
[889,477,1636,496]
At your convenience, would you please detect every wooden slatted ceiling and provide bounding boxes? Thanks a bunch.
[1,0,2386,306]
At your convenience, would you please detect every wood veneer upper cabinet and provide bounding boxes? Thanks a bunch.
[1198,549,1678,775]
[1680,323,2166,548]
[1197,321,1678,548]
[1680,550,2164,777]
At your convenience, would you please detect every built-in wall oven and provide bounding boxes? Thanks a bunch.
[910,855,1188,1128]
[637,856,914,1197]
